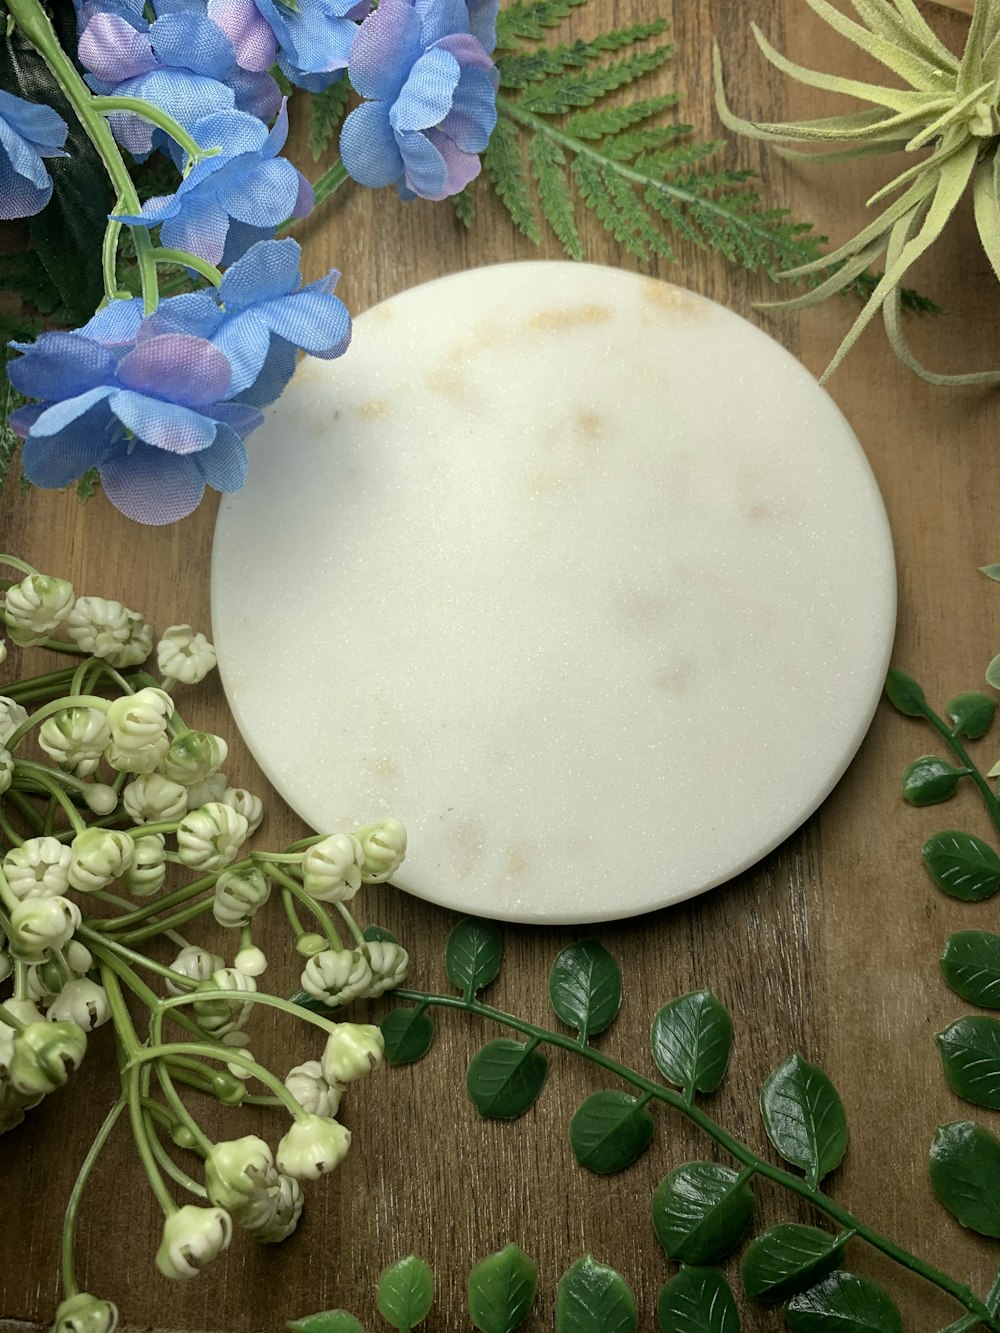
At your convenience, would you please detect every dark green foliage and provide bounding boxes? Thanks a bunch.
[309,78,352,161]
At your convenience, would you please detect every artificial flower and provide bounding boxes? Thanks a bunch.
[122,772,188,823]
[47,979,112,1032]
[205,1134,276,1211]
[165,945,224,995]
[284,1059,344,1118]
[7,896,82,961]
[67,828,134,892]
[355,817,407,883]
[177,802,248,870]
[213,865,270,927]
[3,573,75,643]
[9,1020,87,1096]
[156,624,217,685]
[2,837,73,900]
[51,1292,118,1333]
[38,707,110,777]
[122,834,167,896]
[362,940,409,996]
[162,731,228,786]
[0,88,69,219]
[0,698,28,746]
[301,833,363,902]
[301,947,373,1006]
[155,1204,232,1280]
[321,1022,385,1084]
[275,1113,351,1180]
[220,787,263,835]
[0,748,12,796]
[212,0,369,91]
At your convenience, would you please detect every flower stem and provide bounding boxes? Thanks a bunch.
[914,700,1000,840]
[60,1096,126,1298]
[150,248,224,287]
[264,862,343,950]
[132,1040,305,1120]
[312,159,349,209]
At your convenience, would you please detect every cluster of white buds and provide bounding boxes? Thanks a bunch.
[122,835,167,897]
[105,688,173,774]
[3,573,75,646]
[38,707,110,777]
[177,803,248,872]
[67,597,154,669]
[67,829,134,893]
[191,967,256,1037]
[0,697,28,745]
[300,940,409,1007]
[156,625,218,685]
[165,946,224,996]
[122,773,187,824]
[3,837,72,899]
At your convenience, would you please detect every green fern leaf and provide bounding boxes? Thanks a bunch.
[572,156,648,260]
[0,378,23,496]
[564,94,680,140]
[600,164,677,261]
[498,21,669,87]
[484,115,541,241]
[642,184,708,251]
[453,184,476,228]
[75,468,100,501]
[495,0,588,48]
[520,43,675,114]
[528,135,582,259]
[308,78,351,161]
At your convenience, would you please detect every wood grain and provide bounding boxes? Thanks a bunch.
[2,3,999,1331]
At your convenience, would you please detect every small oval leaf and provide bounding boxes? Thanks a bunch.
[376,1255,434,1331]
[468,1244,538,1333]
[380,1007,435,1066]
[555,1256,637,1333]
[922,831,1000,901]
[652,1162,754,1264]
[363,924,398,944]
[930,1121,1000,1236]
[987,653,1000,691]
[651,991,733,1097]
[740,1224,845,1304]
[900,756,964,806]
[761,1054,848,1188]
[946,692,997,740]
[549,941,622,1040]
[884,668,926,717]
[569,1090,655,1175]
[937,1016,1000,1109]
[467,1039,547,1119]
[446,919,503,998]
[287,1313,366,1333]
[981,563,1000,583]
[783,1272,902,1333]
[656,1267,739,1333]
[941,930,1000,1008]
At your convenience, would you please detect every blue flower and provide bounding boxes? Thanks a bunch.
[210,0,371,91]
[115,103,313,264]
[340,0,499,201]
[0,89,69,220]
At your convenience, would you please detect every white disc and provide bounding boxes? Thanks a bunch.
[212,262,895,924]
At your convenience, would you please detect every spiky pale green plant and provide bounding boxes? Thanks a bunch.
[714,0,1000,385]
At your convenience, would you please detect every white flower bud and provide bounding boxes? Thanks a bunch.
[122,773,187,824]
[242,1173,303,1244]
[321,1023,385,1086]
[26,962,58,1004]
[295,932,328,957]
[184,770,227,810]
[157,625,217,685]
[192,967,256,1035]
[0,951,10,984]
[0,1080,29,1134]
[0,747,12,795]
[83,784,118,816]
[354,818,407,883]
[0,1024,13,1073]
[205,1135,276,1211]
[155,1204,232,1280]
[234,946,267,977]
[161,731,228,787]
[3,837,72,899]
[68,829,134,892]
[212,866,270,928]
[51,1292,118,1333]
[121,834,166,897]
[221,787,263,836]
[3,997,44,1025]
[275,1114,351,1181]
[4,573,74,640]
[0,639,6,664]
[8,896,81,961]
[48,978,111,1031]
[10,1019,87,1095]
[67,597,152,666]
[284,1060,343,1119]
[64,941,93,974]
[0,697,28,745]
[301,834,363,903]
[38,707,110,777]
[301,948,372,1007]
[165,946,224,996]
[177,803,248,871]
[104,687,172,774]
[361,941,409,997]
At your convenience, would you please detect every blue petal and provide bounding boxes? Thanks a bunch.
[79,298,145,345]
[248,289,351,357]
[21,400,118,488]
[28,386,116,437]
[211,314,272,396]
[218,158,304,226]
[148,12,234,76]
[100,446,207,525]
[397,128,447,199]
[340,101,403,189]
[440,65,498,152]
[7,332,117,401]
[219,237,301,309]
[231,335,298,407]
[139,291,222,341]
[110,389,217,455]
[348,0,423,102]
[0,152,53,219]
[195,421,248,490]
[0,121,52,191]
[159,196,231,265]
[414,0,470,45]
[0,89,69,152]
[390,48,460,133]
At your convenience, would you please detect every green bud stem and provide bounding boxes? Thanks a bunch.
[94,870,222,931]
[150,248,224,287]
[3,695,111,754]
[160,986,344,1038]
[911,698,1000,841]
[3,665,82,701]
[60,1096,126,1299]
[143,1108,208,1198]
[12,764,87,833]
[0,556,39,577]
[0,1000,26,1031]
[263,863,343,951]
[88,96,209,167]
[89,939,205,1044]
[131,1041,305,1122]
[393,988,1000,1333]
[333,901,366,950]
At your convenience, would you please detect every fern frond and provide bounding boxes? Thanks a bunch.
[484,115,541,241]
[453,185,476,228]
[565,95,680,140]
[529,135,582,258]
[495,0,588,48]
[0,379,23,496]
[519,43,675,114]
[309,78,351,161]
[498,21,668,88]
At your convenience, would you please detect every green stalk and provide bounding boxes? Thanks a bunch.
[130,1041,305,1120]
[60,1097,126,1298]
[263,863,343,950]
[4,695,110,754]
[915,699,1000,840]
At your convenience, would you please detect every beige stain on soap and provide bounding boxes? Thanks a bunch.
[530,304,614,333]
[641,278,709,324]
[358,399,390,420]
[454,816,486,879]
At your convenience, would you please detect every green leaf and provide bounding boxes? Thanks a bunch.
[309,78,352,160]
[466,1038,547,1119]
[783,1272,902,1333]
[376,1256,434,1331]
[495,0,589,47]
[519,43,676,115]
[652,1163,754,1264]
[941,930,1000,1008]
[287,1313,366,1333]
[380,1007,435,1066]
[760,1055,848,1188]
[884,668,927,716]
[484,116,541,242]
[468,1245,538,1333]
[555,1256,637,1333]
[364,924,398,944]
[549,940,622,1040]
[445,918,503,998]
[930,1121,1000,1235]
[986,653,1000,692]
[656,1267,739,1333]
[650,990,733,1097]
[980,564,1000,583]
[528,135,583,260]
[569,1090,655,1174]
[922,831,1000,901]
[946,691,997,739]
[740,1224,845,1304]
[453,186,475,228]
[937,1016,1000,1109]
[564,94,680,140]
[900,756,966,806]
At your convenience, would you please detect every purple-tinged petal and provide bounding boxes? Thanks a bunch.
[209,400,264,434]
[466,0,499,54]
[118,333,232,407]
[291,170,314,220]
[7,332,117,401]
[424,127,483,196]
[390,48,460,133]
[7,403,44,437]
[340,101,403,188]
[139,292,222,342]
[77,13,153,83]
[348,0,423,101]
[110,390,217,455]
[195,422,247,490]
[159,197,231,265]
[439,65,498,152]
[433,32,497,73]
[397,127,448,199]
[101,447,207,525]
[414,0,470,46]
[208,0,277,71]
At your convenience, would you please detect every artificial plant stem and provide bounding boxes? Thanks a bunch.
[392,989,1000,1333]
[0,555,37,576]
[4,695,110,753]
[13,766,86,832]
[155,1059,213,1156]
[919,702,1000,839]
[144,1111,208,1198]
[0,1000,26,1031]
[89,96,207,164]
[95,870,222,930]
[265,864,343,949]
[90,940,205,1043]
[160,986,342,1037]
[6,787,50,834]
[132,1041,305,1119]
[60,1096,126,1298]
[78,925,194,990]
[151,249,224,287]
[312,158,349,208]
[102,203,127,302]
[116,896,215,944]
[333,901,366,948]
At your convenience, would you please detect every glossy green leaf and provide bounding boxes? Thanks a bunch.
[652,1162,754,1264]
[656,1267,739,1333]
[987,653,1000,692]
[569,1090,655,1175]
[549,941,622,1040]
[783,1272,902,1332]
[941,930,1000,1008]
[555,1256,637,1333]
[446,918,503,998]
[930,1121,1000,1235]
[937,1017,1000,1109]
[380,1007,435,1066]
[740,1224,845,1304]
[468,1244,538,1333]
[651,991,733,1097]
[761,1055,848,1188]
[946,692,997,740]
[376,1255,434,1331]
[363,924,399,944]
[884,668,927,717]
[922,831,1000,901]
[287,1312,366,1333]
[467,1039,547,1119]
[981,564,1000,583]
[900,756,965,806]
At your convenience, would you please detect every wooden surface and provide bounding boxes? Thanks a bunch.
[2,2,1000,1330]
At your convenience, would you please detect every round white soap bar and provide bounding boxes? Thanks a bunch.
[212,262,895,924]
